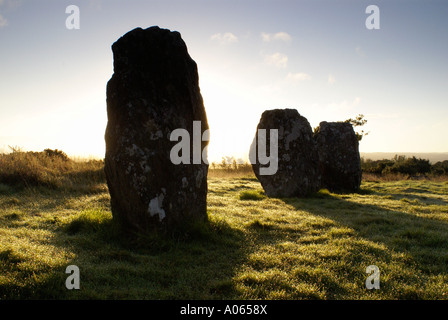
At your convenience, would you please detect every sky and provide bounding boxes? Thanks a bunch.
[0,0,447,162]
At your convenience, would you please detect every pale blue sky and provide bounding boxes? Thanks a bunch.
[0,0,447,161]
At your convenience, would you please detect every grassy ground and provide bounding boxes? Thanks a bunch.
[1,157,448,299]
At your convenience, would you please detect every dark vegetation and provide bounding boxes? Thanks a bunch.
[0,146,105,190]
[344,114,369,142]
[361,155,448,176]
[1,147,447,190]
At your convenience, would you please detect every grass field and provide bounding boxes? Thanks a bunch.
[1,155,448,299]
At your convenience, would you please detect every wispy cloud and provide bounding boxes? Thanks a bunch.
[89,0,102,10]
[264,52,288,68]
[327,97,361,113]
[261,32,291,43]
[0,0,6,27]
[0,0,23,27]
[356,46,366,57]
[366,112,399,120]
[0,13,7,27]
[328,74,336,85]
[0,0,23,10]
[210,32,238,45]
[287,72,311,81]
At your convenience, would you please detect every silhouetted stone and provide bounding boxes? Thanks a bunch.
[314,121,362,192]
[105,26,209,233]
[250,109,321,197]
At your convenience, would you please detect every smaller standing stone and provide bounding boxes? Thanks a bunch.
[314,121,362,192]
[250,109,321,197]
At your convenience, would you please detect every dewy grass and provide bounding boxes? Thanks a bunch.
[239,190,266,201]
[64,208,113,235]
[1,159,448,299]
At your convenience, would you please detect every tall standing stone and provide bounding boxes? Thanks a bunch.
[314,121,362,192]
[250,109,321,197]
[105,26,209,233]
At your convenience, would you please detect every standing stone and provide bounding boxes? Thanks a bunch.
[105,26,209,233]
[250,109,321,197]
[314,121,362,192]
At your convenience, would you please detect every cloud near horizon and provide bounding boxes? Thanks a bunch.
[286,72,311,81]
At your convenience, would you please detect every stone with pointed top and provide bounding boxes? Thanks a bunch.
[105,26,209,233]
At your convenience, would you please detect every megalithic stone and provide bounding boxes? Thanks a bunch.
[250,109,321,197]
[105,26,209,233]
[314,121,362,192]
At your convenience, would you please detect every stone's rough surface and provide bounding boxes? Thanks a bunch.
[105,26,209,233]
[314,121,362,192]
[251,109,321,197]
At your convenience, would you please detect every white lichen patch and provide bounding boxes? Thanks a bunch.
[125,163,134,175]
[182,177,188,188]
[195,170,203,188]
[148,190,166,221]
[139,160,151,174]
[284,127,301,151]
[150,130,163,140]
[126,144,139,157]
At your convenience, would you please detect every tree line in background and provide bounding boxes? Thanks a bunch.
[1,143,447,190]
[211,154,448,176]
[361,155,448,176]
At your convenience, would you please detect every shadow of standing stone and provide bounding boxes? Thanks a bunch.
[105,26,209,233]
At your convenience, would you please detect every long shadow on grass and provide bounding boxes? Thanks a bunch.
[282,192,448,275]
[1,187,247,299]
[56,212,246,299]
[361,184,447,205]
[271,191,448,299]
[2,218,246,299]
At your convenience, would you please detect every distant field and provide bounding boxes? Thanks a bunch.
[1,166,447,299]
[361,152,448,163]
